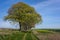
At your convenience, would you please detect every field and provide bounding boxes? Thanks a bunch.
[0,29,60,40]
[34,29,60,40]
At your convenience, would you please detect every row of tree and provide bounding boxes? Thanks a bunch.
[4,2,42,31]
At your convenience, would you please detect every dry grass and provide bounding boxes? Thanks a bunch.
[33,30,60,40]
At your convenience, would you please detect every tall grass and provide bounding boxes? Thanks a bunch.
[0,32,25,40]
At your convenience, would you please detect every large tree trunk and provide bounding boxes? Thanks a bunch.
[19,22,21,31]
[25,26,27,31]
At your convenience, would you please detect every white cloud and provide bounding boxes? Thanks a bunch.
[32,0,60,8]
[0,20,19,29]
[31,0,60,12]
[32,0,60,28]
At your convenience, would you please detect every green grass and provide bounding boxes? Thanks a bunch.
[37,30,51,33]
[25,31,39,40]
[0,29,60,40]
[31,33,39,40]
[36,29,60,32]
[0,31,25,40]
[25,32,32,40]
[0,31,39,40]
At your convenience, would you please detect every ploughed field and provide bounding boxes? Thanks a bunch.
[0,29,60,40]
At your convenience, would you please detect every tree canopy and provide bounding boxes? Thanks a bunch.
[4,2,42,31]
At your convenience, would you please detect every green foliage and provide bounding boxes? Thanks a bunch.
[4,2,42,30]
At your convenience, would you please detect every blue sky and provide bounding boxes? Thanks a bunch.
[0,0,60,29]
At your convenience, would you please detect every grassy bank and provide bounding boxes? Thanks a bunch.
[0,29,60,40]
